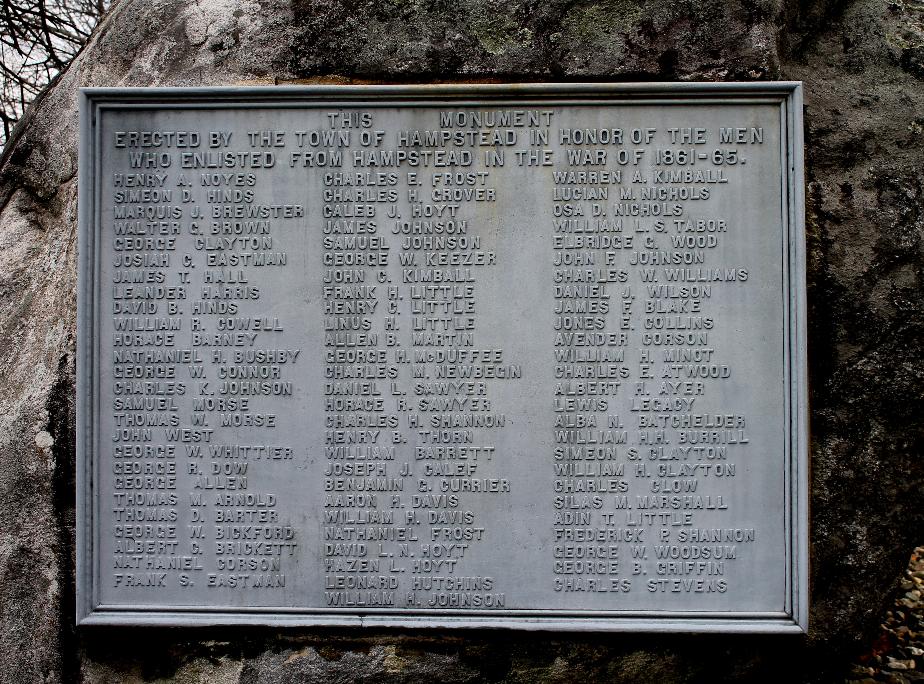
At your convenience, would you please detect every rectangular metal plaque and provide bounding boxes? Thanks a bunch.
[78,84,807,631]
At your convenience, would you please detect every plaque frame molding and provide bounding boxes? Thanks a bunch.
[77,82,808,633]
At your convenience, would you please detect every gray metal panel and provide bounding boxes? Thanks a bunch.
[77,83,807,632]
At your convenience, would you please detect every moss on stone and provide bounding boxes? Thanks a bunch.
[471,13,534,55]
[561,0,645,46]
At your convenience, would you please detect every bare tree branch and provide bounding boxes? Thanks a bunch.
[0,0,107,147]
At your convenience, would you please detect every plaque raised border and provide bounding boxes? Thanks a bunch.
[77,83,808,632]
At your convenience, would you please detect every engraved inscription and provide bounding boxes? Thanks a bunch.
[81,87,805,629]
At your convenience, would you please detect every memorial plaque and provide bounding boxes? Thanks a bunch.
[77,84,808,631]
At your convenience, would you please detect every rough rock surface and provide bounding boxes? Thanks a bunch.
[0,0,922,680]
